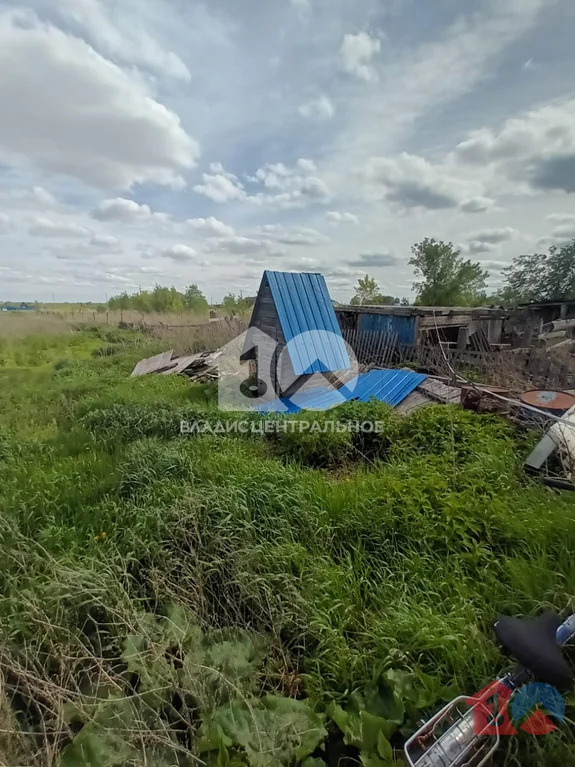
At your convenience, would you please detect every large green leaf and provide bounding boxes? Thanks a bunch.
[59,722,135,767]
[199,695,327,767]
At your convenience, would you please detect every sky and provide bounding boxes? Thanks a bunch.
[0,0,575,303]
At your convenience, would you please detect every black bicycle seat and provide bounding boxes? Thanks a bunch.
[493,611,573,692]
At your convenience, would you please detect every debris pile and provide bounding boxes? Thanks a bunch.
[131,350,222,381]
[538,319,575,353]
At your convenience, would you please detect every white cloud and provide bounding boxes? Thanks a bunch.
[0,10,198,190]
[187,216,235,237]
[90,233,122,251]
[298,94,334,121]
[162,244,197,262]
[547,213,575,225]
[326,211,359,225]
[193,172,246,203]
[340,32,381,82]
[349,252,397,267]
[194,158,330,209]
[251,159,330,208]
[99,271,135,284]
[481,260,508,272]
[468,227,517,244]
[463,228,517,255]
[454,96,575,194]
[257,224,329,246]
[281,255,323,271]
[0,185,58,210]
[550,223,575,241]
[0,213,12,233]
[92,197,169,223]
[365,152,480,210]
[460,196,495,213]
[53,0,191,82]
[332,0,553,170]
[206,236,285,260]
[29,217,90,237]
[466,240,498,255]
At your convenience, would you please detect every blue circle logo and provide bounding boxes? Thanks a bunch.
[512,683,565,729]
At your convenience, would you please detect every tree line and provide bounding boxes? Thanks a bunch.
[107,236,575,313]
[107,284,252,314]
[351,237,575,307]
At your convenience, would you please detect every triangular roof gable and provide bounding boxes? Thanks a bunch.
[251,270,350,375]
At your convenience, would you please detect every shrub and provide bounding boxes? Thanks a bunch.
[91,344,122,357]
[79,401,207,445]
[117,438,195,497]
[269,411,353,468]
[336,398,400,460]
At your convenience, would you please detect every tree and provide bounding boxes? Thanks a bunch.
[183,284,208,313]
[107,285,208,314]
[546,241,575,300]
[350,275,400,305]
[222,293,250,314]
[500,253,547,303]
[409,238,489,306]
[501,240,575,304]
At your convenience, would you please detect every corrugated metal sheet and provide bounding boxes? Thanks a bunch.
[131,350,176,377]
[255,369,427,413]
[359,312,416,345]
[266,271,350,375]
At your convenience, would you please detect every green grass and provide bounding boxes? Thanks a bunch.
[0,326,575,765]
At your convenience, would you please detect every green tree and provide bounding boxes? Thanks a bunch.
[500,253,546,303]
[222,293,251,314]
[409,238,489,306]
[350,275,399,305]
[502,240,575,303]
[132,291,153,314]
[183,284,208,313]
[546,241,575,299]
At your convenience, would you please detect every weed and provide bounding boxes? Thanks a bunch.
[0,327,574,765]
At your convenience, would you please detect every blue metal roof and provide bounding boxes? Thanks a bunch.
[255,369,427,413]
[265,271,350,375]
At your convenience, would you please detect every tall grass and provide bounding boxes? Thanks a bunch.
[0,328,574,765]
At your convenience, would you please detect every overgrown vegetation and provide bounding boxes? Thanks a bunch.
[501,240,575,304]
[0,325,574,765]
[107,284,209,314]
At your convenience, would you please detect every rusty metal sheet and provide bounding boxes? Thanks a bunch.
[521,389,575,415]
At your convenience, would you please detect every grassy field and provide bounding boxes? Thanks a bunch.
[0,320,574,766]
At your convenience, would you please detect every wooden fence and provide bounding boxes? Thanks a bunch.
[342,329,398,368]
[343,329,575,390]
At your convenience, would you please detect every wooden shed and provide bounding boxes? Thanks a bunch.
[242,270,351,397]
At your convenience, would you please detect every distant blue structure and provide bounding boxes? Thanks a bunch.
[0,302,34,312]
[243,270,350,397]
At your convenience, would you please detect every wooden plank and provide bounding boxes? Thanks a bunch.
[395,390,434,415]
[417,378,461,404]
[161,353,204,375]
[131,350,176,377]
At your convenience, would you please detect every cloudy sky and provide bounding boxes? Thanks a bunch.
[0,0,574,303]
